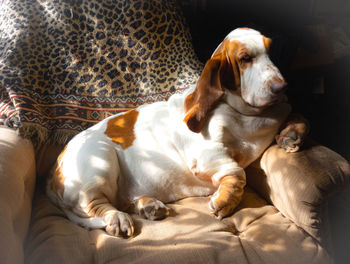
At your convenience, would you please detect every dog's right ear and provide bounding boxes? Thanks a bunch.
[184,39,240,133]
[184,58,224,133]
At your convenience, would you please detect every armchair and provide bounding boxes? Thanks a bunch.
[0,0,349,263]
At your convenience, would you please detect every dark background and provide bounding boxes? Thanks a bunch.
[177,0,350,263]
[178,0,350,162]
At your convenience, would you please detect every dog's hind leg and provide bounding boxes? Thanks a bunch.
[48,137,135,237]
[69,193,134,237]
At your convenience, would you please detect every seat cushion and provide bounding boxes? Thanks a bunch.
[25,186,331,264]
[0,126,36,264]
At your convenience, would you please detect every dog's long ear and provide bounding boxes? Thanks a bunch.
[184,58,224,133]
[184,41,236,133]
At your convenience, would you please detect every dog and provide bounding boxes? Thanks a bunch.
[47,28,308,237]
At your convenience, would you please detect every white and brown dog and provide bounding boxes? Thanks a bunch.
[47,28,308,237]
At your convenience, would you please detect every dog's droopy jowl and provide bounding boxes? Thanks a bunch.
[47,28,308,237]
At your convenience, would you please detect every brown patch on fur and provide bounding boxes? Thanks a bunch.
[134,197,169,220]
[210,175,245,218]
[105,109,139,149]
[234,42,254,72]
[50,145,68,198]
[214,176,244,206]
[136,197,155,208]
[223,40,243,83]
[217,40,253,75]
[83,195,117,218]
[77,194,134,237]
[184,58,224,133]
[184,39,247,133]
[135,197,159,214]
[263,36,272,52]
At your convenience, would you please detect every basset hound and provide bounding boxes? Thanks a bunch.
[47,28,308,237]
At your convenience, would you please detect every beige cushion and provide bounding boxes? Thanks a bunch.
[0,126,36,264]
[25,186,331,264]
[247,140,350,249]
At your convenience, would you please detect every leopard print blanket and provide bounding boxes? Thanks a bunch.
[0,0,203,145]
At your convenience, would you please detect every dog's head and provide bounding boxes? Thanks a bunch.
[184,28,287,133]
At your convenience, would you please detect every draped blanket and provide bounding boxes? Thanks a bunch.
[0,0,202,145]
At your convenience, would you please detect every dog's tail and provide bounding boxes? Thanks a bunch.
[46,175,107,229]
[63,209,107,229]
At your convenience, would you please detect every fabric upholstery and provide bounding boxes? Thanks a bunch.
[25,186,331,264]
[35,143,64,180]
[247,139,350,250]
[0,0,202,145]
[0,126,36,264]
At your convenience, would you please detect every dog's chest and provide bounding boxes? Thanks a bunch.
[208,103,290,168]
[229,121,276,167]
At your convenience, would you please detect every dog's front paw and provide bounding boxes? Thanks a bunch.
[209,194,238,220]
[276,114,309,153]
[208,175,244,220]
[276,123,307,153]
[104,211,134,237]
[136,197,170,221]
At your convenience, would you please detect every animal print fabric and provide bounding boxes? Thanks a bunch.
[0,0,203,144]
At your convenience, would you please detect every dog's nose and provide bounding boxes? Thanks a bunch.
[270,81,287,94]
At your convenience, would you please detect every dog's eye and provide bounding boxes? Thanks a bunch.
[241,55,252,62]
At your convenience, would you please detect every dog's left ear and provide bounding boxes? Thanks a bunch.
[184,40,238,133]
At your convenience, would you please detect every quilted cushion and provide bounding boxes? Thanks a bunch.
[25,186,331,264]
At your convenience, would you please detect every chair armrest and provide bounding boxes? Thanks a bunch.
[0,126,36,264]
[246,139,350,250]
